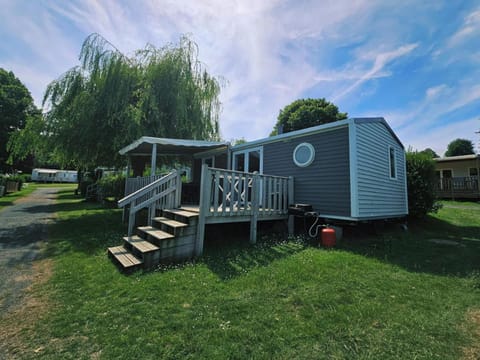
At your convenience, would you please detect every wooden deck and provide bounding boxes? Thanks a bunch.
[173,205,289,223]
[111,166,294,271]
[435,177,480,200]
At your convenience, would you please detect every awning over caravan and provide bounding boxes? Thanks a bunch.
[119,136,229,157]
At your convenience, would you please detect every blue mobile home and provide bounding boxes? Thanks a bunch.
[110,117,407,271]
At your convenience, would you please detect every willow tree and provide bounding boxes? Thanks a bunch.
[38,33,221,169]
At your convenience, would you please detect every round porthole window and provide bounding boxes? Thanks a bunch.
[293,142,315,167]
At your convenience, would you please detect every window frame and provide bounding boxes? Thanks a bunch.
[293,142,315,168]
[388,146,397,179]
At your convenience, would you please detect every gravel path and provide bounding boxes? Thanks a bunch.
[0,187,60,314]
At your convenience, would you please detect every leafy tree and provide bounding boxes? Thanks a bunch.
[271,98,347,135]
[445,138,475,157]
[0,68,40,172]
[420,148,439,158]
[406,149,441,219]
[10,34,222,171]
[233,137,247,145]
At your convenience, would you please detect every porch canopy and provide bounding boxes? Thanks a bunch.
[119,136,229,176]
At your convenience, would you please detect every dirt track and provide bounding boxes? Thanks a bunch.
[0,187,59,314]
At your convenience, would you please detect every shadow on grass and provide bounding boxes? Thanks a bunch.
[43,207,125,258]
[0,199,14,208]
[42,189,480,280]
[338,217,480,278]
[201,222,311,280]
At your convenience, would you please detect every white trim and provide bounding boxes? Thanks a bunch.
[292,142,315,167]
[232,120,351,151]
[319,213,407,222]
[232,146,264,174]
[193,145,230,158]
[348,120,359,218]
[403,150,408,215]
[435,154,479,162]
[119,136,228,155]
[319,214,357,221]
[388,146,397,180]
[151,143,157,175]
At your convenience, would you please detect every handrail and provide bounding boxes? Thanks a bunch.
[118,170,182,235]
[118,172,175,207]
[124,174,167,197]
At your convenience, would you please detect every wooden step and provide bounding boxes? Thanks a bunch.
[152,217,189,235]
[123,236,159,253]
[108,246,143,271]
[180,206,200,213]
[137,226,175,243]
[162,208,199,224]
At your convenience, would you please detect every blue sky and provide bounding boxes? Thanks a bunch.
[1,0,479,156]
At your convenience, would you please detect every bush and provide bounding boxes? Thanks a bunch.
[406,150,441,219]
[97,174,125,200]
[0,174,24,190]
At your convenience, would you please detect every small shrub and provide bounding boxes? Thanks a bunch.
[406,150,441,219]
[0,174,24,190]
[97,174,125,200]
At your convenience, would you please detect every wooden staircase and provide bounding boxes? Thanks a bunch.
[108,207,199,273]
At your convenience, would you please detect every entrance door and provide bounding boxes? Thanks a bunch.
[232,147,263,174]
[232,147,263,205]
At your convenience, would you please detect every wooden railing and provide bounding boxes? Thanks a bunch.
[124,174,167,197]
[435,176,480,199]
[201,167,291,217]
[118,171,182,235]
[195,165,294,255]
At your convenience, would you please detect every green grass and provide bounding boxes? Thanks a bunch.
[0,183,77,212]
[0,183,38,211]
[14,192,480,358]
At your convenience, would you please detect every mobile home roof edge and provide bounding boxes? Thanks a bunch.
[231,118,351,150]
[119,136,229,155]
[232,117,404,150]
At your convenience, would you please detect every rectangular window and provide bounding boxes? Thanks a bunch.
[443,169,453,178]
[470,167,479,176]
[389,146,396,179]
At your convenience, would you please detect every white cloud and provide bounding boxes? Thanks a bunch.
[332,43,419,102]
[447,9,480,48]
[0,0,477,153]
[425,84,449,100]
[375,80,480,155]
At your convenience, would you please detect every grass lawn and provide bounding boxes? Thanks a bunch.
[0,183,76,212]
[6,192,480,359]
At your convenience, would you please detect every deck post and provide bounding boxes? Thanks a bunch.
[128,211,135,237]
[287,176,294,235]
[175,171,182,208]
[123,157,131,223]
[196,164,210,256]
[249,172,260,244]
[151,143,157,175]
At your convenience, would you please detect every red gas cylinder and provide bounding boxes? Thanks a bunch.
[321,227,336,248]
